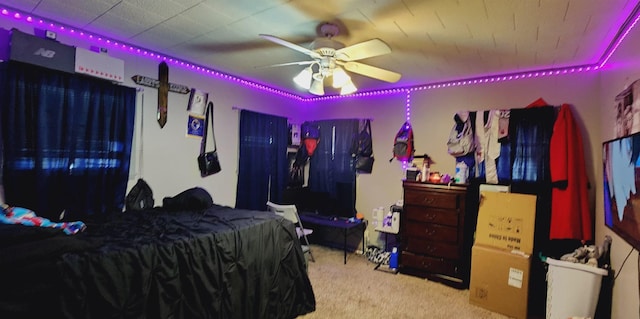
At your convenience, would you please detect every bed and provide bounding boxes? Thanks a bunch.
[0,202,316,319]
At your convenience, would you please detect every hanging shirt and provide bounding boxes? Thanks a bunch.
[475,110,501,183]
[549,104,592,241]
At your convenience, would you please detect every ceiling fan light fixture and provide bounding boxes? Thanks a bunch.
[332,67,350,88]
[293,67,313,89]
[259,23,400,96]
[340,79,357,95]
[309,74,325,95]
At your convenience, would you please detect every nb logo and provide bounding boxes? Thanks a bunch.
[34,48,56,58]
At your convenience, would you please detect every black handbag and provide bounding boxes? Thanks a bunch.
[356,156,375,173]
[197,101,221,177]
[356,119,375,174]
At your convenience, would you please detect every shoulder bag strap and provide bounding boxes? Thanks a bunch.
[200,101,217,155]
[364,119,373,154]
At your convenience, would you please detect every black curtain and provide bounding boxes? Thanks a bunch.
[308,119,359,217]
[235,110,288,210]
[0,62,136,220]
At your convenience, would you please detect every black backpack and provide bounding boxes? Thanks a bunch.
[357,120,373,157]
[125,179,155,211]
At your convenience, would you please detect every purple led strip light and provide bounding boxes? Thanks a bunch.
[0,8,304,101]
[402,90,412,169]
[0,6,638,102]
[305,64,602,103]
[598,4,640,68]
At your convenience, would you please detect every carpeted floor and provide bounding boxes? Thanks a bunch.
[298,245,513,319]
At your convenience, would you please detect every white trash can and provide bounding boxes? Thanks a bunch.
[545,257,608,319]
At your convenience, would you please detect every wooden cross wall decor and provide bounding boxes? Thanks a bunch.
[157,62,169,128]
[131,65,191,129]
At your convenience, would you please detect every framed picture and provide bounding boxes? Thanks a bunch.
[614,79,640,138]
[187,88,208,116]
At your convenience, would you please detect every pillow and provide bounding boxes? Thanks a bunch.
[162,187,213,211]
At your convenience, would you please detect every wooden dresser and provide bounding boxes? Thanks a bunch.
[400,181,476,289]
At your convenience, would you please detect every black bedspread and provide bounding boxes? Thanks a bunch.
[0,204,316,319]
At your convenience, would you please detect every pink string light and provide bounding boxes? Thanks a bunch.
[0,6,635,102]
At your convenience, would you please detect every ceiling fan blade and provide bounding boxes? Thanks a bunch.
[259,34,321,59]
[340,61,401,83]
[255,61,316,69]
[335,38,391,61]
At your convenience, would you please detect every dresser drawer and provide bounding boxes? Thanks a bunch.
[404,236,461,259]
[400,251,459,277]
[404,189,461,209]
[404,222,458,244]
[403,206,459,227]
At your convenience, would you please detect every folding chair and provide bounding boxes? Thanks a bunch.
[266,201,315,262]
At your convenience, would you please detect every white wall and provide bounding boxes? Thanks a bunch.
[314,74,603,256]
[598,17,640,319]
[124,57,303,207]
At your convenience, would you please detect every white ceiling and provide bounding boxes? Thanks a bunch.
[1,0,638,98]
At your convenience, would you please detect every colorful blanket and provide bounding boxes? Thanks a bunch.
[1,206,86,235]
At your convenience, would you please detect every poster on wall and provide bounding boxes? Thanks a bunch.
[187,114,205,138]
[614,79,640,138]
[187,88,208,116]
[186,88,209,138]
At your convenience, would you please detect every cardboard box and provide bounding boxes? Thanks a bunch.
[470,191,537,318]
[75,47,125,82]
[475,191,537,253]
[469,244,531,319]
[5,28,76,73]
[479,183,510,193]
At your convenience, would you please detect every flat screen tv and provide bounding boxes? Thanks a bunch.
[603,132,640,250]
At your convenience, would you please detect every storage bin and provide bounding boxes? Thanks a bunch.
[545,257,608,319]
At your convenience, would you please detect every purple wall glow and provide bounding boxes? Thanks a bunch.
[1,6,639,108]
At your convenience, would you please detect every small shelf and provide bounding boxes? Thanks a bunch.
[374,226,399,234]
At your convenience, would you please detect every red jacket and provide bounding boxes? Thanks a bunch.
[549,104,592,241]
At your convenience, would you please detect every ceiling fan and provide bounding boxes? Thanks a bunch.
[259,22,401,96]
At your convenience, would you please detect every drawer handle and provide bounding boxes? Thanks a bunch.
[421,261,431,268]
[425,229,436,236]
[422,198,435,205]
[424,213,436,220]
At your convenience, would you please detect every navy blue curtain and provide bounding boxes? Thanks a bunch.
[308,119,358,216]
[464,107,556,184]
[509,106,556,183]
[0,62,136,220]
[235,110,289,210]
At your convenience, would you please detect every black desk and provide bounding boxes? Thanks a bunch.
[299,214,366,264]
